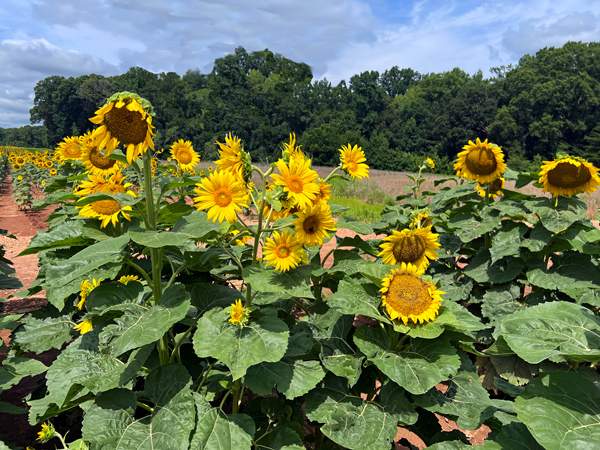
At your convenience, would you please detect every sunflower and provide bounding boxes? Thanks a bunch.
[76,277,103,310]
[74,170,129,197]
[228,299,249,327]
[12,164,21,171]
[15,156,26,165]
[74,319,93,335]
[477,177,505,198]
[378,226,440,271]
[454,138,506,183]
[339,144,369,180]
[230,229,250,246]
[170,139,200,172]
[538,155,600,198]
[49,168,58,176]
[313,178,332,204]
[81,142,120,176]
[270,158,319,210]
[17,175,22,181]
[193,170,248,223]
[36,422,56,443]
[90,92,155,163]
[56,136,83,161]
[263,229,305,272]
[119,275,140,285]
[410,211,432,229]
[283,133,304,164]
[215,133,244,179]
[380,263,444,325]
[426,157,435,169]
[77,178,136,228]
[294,202,337,247]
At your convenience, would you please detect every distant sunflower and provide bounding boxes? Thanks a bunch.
[17,175,22,181]
[56,136,83,161]
[170,139,200,171]
[426,157,435,169]
[271,158,320,210]
[49,168,58,176]
[378,227,440,272]
[90,92,156,163]
[477,177,505,198]
[410,211,432,229]
[230,229,250,246]
[215,133,244,179]
[380,263,444,325]
[15,156,26,165]
[12,164,21,171]
[538,155,600,198]
[454,138,506,183]
[263,229,305,272]
[36,422,56,443]
[193,170,247,223]
[228,299,249,327]
[313,178,332,204]
[118,275,140,285]
[294,202,337,247]
[81,142,120,176]
[339,144,369,180]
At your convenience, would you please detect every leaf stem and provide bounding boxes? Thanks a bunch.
[196,360,218,393]
[137,401,154,413]
[169,326,195,363]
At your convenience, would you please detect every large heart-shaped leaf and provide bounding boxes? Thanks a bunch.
[328,278,390,324]
[242,265,313,298]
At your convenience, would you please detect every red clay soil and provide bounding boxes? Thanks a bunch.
[0,183,491,448]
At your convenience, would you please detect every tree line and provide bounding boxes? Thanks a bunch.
[1,41,599,174]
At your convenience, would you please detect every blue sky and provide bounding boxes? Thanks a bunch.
[1,0,600,128]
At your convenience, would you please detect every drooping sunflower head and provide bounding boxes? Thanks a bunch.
[477,177,505,198]
[294,201,337,247]
[263,229,306,272]
[90,92,156,163]
[119,275,140,285]
[36,422,56,443]
[193,170,248,223]
[339,144,369,180]
[538,155,600,198]
[56,136,84,161]
[77,277,103,310]
[380,263,444,325]
[214,132,252,182]
[409,211,432,229]
[426,157,435,170]
[270,158,320,210]
[81,141,121,176]
[454,138,506,183]
[171,139,200,171]
[378,226,440,271]
[228,299,250,327]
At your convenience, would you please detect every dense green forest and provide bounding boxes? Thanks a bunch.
[2,41,599,173]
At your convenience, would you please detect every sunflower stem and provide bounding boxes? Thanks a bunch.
[323,164,341,183]
[232,379,241,414]
[484,183,492,249]
[196,360,217,393]
[169,326,195,363]
[137,401,154,413]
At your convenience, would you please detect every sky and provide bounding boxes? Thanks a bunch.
[1,0,600,128]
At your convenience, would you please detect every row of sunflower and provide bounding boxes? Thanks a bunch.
[2,91,600,450]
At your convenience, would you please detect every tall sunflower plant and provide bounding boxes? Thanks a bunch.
[2,93,600,450]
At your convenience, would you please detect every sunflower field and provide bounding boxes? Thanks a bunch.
[1,91,600,450]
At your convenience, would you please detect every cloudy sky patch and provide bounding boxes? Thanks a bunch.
[1,0,600,128]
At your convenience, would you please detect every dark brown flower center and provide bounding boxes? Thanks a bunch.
[465,148,498,175]
[386,274,432,317]
[547,161,591,189]
[392,235,426,263]
[90,148,116,170]
[104,102,148,145]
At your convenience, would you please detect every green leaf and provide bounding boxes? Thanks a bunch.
[464,251,524,284]
[44,236,129,288]
[13,314,74,354]
[524,196,587,233]
[82,364,196,450]
[335,235,380,256]
[189,283,243,314]
[527,252,600,290]
[87,281,147,312]
[0,357,48,391]
[305,377,417,450]
[490,222,529,263]
[448,213,499,243]
[496,422,544,450]
[414,371,495,430]
[246,358,326,400]
[99,283,191,356]
[328,278,391,324]
[242,265,313,298]
[157,201,194,224]
[481,283,525,324]
[19,220,88,255]
[128,227,191,248]
[0,401,26,414]
[67,439,90,450]
[354,326,460,394]
[190,392,253,450]
[515,371,600,450]
[193,308,290,380]
[0,275,22,290]
[496,301,600,364]
[336,216,373,235]
[172,210,221,240]
[520,222,553,252]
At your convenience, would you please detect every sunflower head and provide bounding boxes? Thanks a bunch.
[378,226,440,272]
[36,422,56,443]
[193,170,248,223]
[538,155,600,198]
[171,139,200,171]
[454,138,506,183]
[119,275,140,285]
[263,229,306,272]
[90,92,156,163]
[56,136,84,161]
[74,319,93,335]
[214,132,252,182]
[270,158,320,210]
[228,299,250,327]
[380,263,444,325]
[409,211,432,229]
[314,178,332,204]
[282,132,305,164]
[339,144,369,180]
[293,202,337,247]
[477,177,505,198]
[81,141,120,176]
[426,157,435,169]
